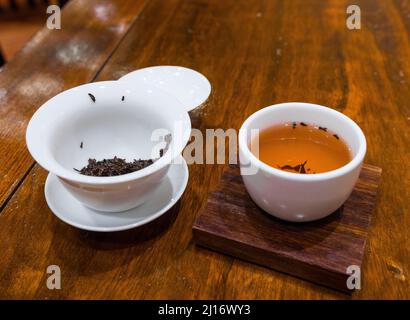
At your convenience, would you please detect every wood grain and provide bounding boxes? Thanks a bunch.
[0,0,149,209]
[0,4,46,61]
[0,0,409,299]
[193,164,382,293]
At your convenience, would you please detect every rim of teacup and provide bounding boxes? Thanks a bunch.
[26,80,191,185]
[238,102,367,181]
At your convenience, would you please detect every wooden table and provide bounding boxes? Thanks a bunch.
[0,0,408,299]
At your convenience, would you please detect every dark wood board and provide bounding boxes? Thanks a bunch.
[193,164,382,293]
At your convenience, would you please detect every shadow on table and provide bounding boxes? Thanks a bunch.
[44,201,183,278]
[61,201,181,249]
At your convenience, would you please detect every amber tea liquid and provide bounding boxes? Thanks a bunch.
[252,122,352,174]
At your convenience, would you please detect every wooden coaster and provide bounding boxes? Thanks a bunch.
[193,164,382,293]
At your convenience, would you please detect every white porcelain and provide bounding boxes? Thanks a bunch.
[239,102,367,222]
[45,156,189,232]
[26,81,191,212]
[119,66,211,112]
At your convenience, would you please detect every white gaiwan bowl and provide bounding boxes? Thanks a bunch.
[26,81,191,212]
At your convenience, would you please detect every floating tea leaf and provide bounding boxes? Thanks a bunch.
[278,160,309,174]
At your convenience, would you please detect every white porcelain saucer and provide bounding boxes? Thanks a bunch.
[119,66,211,112]
[44,156,189,232]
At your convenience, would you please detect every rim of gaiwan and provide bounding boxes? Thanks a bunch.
[26,80,191,185]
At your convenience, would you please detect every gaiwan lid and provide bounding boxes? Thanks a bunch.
[119,66,211,112]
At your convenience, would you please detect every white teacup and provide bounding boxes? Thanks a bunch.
[238,102,366,222]
[26,81,191,212]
